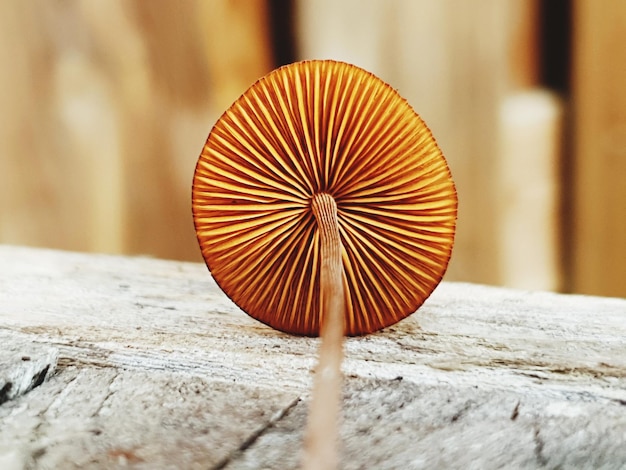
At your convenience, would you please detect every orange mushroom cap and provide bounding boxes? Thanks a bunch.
[192,60,457,336]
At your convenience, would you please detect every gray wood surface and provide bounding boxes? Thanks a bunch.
[0,334,58,405]
[0,245,625,469]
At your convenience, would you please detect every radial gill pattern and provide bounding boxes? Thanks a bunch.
[192,60,457,336]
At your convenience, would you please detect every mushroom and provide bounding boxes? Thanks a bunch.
[192,60,457,469]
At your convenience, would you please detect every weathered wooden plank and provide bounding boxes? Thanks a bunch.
[0,366,298,469]
[231,376,626,470]
[0,245,625,469]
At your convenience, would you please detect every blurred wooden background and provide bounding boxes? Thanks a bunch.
[0,0,624,298]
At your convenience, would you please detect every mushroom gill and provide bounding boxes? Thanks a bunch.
[192,60,458,337]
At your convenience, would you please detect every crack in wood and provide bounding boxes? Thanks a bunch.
[211,397,302,470]
[91,371,120,418]
[450,400,474,423]
[30,365,50,389]
[510,400,521,420]
[0,337,58,406]
[0,382,13,405]
[26,373,80,465]
[533,423,548,467]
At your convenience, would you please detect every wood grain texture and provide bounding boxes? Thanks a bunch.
[0,246,625,469]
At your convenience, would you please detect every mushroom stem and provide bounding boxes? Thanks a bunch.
[304,193,345,470]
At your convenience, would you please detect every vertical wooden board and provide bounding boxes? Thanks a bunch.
[197,0,273,112]
[434,0,509,285]
[497,90,563,291]
[84,0,213,262]
[505,0,540,90]
[0,1,102,253]
[572,0,626,297]
[296,0,513,284]
[0,2,155,257]
[109,0,274,262]
[0,1,273,262]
